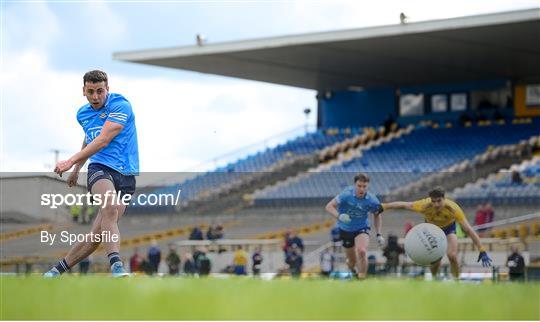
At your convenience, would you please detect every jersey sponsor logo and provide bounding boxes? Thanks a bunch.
[100,112,107,119]
[86,126,102,141]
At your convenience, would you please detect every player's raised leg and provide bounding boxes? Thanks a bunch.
[43,212,104,277]
[44,183,128,277]
[354,233,370,278]
[63,210,104,267]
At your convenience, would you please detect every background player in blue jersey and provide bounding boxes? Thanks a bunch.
[45,70,139,277]
[325,173,384,279]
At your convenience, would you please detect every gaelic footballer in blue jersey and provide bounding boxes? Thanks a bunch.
[325,173,384,279]
[45,70,138,278]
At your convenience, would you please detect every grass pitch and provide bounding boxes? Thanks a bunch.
[1,276,538,320]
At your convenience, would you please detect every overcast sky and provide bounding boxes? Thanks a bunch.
[1,0,538,174]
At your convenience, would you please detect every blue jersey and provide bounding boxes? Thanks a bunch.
[77,93,139,175]
[335,186,381,232]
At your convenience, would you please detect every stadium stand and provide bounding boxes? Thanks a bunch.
[391,133,540,201]
[453,156,540,206]
[0,224,54,242]
[130,128,368,212]
[252,120,540,206]
[489,220,540,239]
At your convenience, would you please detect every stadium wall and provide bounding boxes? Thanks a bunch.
[398,78,512,124]
[317,87,395,128]
[0,176,84,222]
[317,79,519,128]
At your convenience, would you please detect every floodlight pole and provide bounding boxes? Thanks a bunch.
[50,149,60,165]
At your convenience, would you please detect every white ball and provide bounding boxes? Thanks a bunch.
[404,223,447,266]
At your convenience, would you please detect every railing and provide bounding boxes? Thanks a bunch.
[472,212,540,231]
[174,239,281,252]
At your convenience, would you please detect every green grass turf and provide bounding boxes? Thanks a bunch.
[1,276,538,320]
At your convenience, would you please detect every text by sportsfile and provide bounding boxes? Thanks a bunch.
[40,189,182,209]
[40,230,119,246]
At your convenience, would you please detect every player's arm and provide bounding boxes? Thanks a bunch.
[325,198,340,220]
[72,120,124,163]
[369,197,385,245]
[66,138,88,187]
[458,217,484,252]
[325,198,351,223]
[373,211,382,235]
[73,138,88,172]
[381,201,414,211]
[373,209,385,247]
[55,121,124,176]
[457,215,492,267]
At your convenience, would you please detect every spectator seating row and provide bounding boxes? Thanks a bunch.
[253,119,540,206]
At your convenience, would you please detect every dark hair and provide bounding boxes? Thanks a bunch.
[428,186,445,198]
[354,173,370,183]
[83,70,108,85]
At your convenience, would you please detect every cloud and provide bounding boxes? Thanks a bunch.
[284,0,539,32]
[114,75,315,172]
[81,1,127,42]
[2,1,61,52]
[3,0,538,176]
[0,49,315,173]
[62,0,127,47]
[1,50,84,171]
[0,1,315,174]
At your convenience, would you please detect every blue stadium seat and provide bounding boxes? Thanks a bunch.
[131,128,363,212]
[254,120,540,204]
[453,153,540,205]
